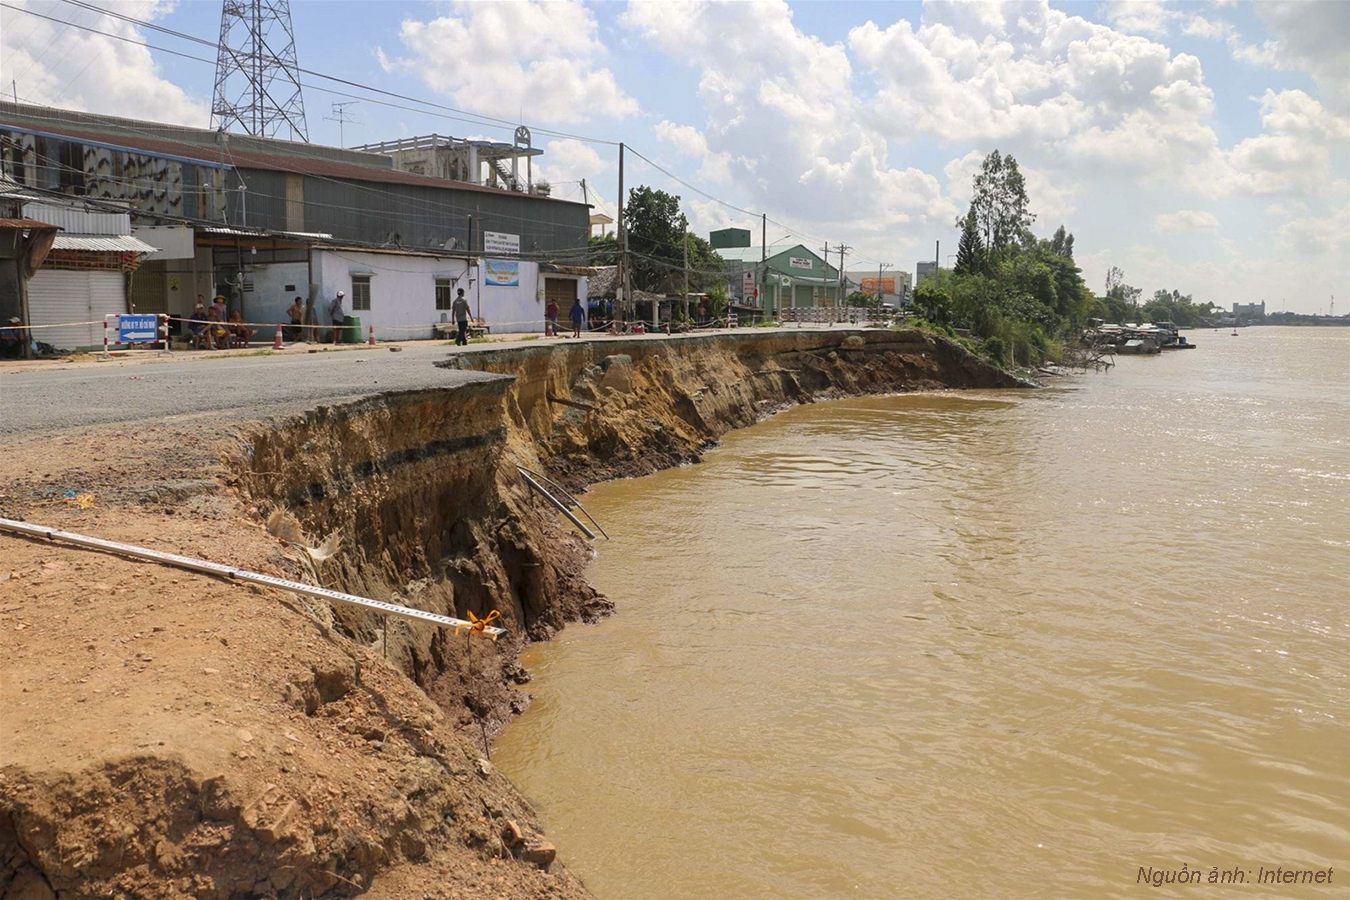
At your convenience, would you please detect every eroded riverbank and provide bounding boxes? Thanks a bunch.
[1,329,1020,897]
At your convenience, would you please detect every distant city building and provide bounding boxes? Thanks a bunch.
[847,269,912,306]
[916,261,938,286]
[1232,301,1266,318]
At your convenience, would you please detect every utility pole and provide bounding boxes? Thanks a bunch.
[838,244,850,306]
[324,101,360,147]
[876,262,892,303]
[821,242,830,309]
[617,142,626,324]
[682,214,690,325]
[760,213,767,316]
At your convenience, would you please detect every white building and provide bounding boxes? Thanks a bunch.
[223,243,589,341]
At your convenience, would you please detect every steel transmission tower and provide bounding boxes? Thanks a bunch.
[211,0,309,141]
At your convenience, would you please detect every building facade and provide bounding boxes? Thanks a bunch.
[1232,301,1266,319]
[0,102,590,337]
[717,243,846,313]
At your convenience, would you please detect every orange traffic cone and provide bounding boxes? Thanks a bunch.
[273,324,284,350]
[367,324,376,346]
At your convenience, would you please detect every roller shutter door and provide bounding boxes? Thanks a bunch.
[544,277,578,304]
[27,270,126,350]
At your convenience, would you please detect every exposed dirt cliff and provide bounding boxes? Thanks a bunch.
[1,328,1021,899]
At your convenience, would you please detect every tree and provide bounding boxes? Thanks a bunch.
[954,206,986,275]
[588,233,619,267]
[970,150,1036,256]
[623,185,724,294]
[1105,266,1124,297]
[1048,225,1074,258]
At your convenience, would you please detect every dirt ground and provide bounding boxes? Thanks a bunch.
[0,421,592,899]
[2,328,1021,898]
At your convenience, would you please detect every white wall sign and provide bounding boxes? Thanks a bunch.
[789,257,813,269]
[483,231,520,256]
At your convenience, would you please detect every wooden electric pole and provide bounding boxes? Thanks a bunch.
[760,213,767,316]
[837,244,850,306]
[618,146,626,329]
[682,214,689,325]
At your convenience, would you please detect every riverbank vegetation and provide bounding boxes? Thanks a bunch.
[913,150,1091,367]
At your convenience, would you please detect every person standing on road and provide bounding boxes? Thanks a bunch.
[545,297,559,337]
[451,288,471,346]
[285,296,304,342]
[329,290,345,345]
[569,298,585,338]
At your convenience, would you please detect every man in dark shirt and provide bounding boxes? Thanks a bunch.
[451,289,471,346]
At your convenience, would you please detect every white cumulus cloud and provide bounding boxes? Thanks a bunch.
[1155,210,1220,234]
[0,0,207,126]
[379,1,638,125]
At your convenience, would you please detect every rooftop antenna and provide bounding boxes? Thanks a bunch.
[325,101,360,147]
[211,0,309,141]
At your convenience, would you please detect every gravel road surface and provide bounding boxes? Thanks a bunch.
[1,343,504,438]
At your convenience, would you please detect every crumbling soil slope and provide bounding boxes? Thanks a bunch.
[1,328,1022,899]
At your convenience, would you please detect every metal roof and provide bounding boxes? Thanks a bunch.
[52,234,159,254]
[0,217,59,230]
[1,116,584,204]
[715,245,800,263]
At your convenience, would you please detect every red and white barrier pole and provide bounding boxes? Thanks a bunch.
[367,324,376,346]
[99,318,111,360]
[273,324,285,350]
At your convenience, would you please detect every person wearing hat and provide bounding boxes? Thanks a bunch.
[1,316,25,357]
[189,297,210,349]
[329,289,346,345]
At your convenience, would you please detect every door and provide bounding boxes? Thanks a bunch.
[544,277,577,305]
[129,260,166,314]
[27,270,125,350]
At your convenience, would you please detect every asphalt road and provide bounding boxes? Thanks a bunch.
[0,343,505,438]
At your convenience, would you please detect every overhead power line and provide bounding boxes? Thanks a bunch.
[5,0,889,272]
[53,0,620,146]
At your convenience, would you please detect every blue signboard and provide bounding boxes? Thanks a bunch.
[118,314,159,343]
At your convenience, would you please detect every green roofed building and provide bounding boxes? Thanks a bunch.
[716,243,847,315]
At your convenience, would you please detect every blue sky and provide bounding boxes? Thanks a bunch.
[1,0,1346,312]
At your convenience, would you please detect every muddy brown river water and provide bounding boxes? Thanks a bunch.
[496,327,1348,899]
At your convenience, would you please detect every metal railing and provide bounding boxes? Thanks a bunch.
[779,306,892,326]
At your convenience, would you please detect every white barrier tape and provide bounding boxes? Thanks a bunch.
[0,516,506,639]
[7,319,109,331]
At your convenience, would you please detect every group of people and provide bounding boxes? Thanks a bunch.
[544,297,588,339]
[186,295,253,350]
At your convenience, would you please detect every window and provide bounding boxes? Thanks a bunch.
[435,278,453,310]
[351,275,371,311]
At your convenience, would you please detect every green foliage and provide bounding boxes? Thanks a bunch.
[589,233,619,267]
[970,150,1035,256]
[926,151,1100,367]
[705,284,729,319]
[623,186,724,294]
[983,335,1006,365]
[954,207,986,275]
[846,290,875,308]
[1139,288,1212,327]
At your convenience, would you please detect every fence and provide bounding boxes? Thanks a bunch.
[779,306,892,326]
